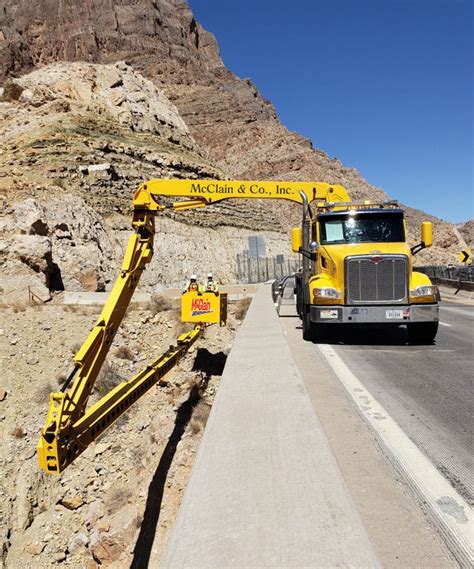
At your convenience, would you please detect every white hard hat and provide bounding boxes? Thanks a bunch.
[207,272,213,278]
[190,274,197,280]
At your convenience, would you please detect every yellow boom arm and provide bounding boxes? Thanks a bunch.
[133,179,350,210]
[38,179,349,474]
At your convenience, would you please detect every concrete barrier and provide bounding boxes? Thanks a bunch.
[161,283,379,568]
[61,285,258,306]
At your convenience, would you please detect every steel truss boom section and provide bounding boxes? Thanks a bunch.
[38,178,349,475]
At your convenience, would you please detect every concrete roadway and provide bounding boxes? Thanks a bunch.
[325,301,474,505]
[280,297,473,565]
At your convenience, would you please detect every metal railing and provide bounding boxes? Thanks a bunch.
[236,254,300,284]
[415,265,474,283]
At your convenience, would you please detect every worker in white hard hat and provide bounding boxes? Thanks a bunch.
[206,272,219,293]
[185,274,201,293]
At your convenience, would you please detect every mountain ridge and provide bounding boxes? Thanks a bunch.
[0,0,468,267]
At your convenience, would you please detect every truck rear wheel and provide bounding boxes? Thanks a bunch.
[407,321,438,344]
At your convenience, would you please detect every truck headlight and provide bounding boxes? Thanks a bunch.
[313,288,340,300]
[410,285,437,297]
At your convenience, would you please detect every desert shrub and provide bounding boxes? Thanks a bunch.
[36,381,54,402]
[77,269,98,292]
[11,427,26,438]
[166,384,182,405]
[114,345,134,360]
[234,297,252,320]
[70,341,82,354]
[56,372,67,386]
[145,293,172,315]
[11,300,27,313]
[95,362,123,398]
[189,401,211,435]
[105,485,133,514]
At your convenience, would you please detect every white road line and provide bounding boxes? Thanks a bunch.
[317,343,473,568]
[439,321,452,327]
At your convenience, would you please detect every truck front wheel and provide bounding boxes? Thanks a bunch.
[302,307,328,343]
[407,321,439,344]
[302,306,314,341]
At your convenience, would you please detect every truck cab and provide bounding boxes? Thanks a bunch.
[293,202,439,344]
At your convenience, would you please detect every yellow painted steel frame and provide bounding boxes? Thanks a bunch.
[39,178,349,475]
[133,179,350,209]
[38,326,201,473]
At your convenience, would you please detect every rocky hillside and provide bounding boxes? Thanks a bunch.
[0,296,240,568]
[0,62,291,301]
[0,0,467,283]
[457,220,474,250]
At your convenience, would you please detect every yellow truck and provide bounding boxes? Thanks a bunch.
[291,193,439,344]
[38,178,438,474]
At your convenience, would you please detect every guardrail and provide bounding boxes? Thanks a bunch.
[415,265,474,283]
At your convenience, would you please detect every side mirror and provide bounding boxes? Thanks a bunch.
[421,222,432,248]
[291,227,302,253]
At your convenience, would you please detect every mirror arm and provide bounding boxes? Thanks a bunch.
[299,248,317,261]
[410,242,425,255]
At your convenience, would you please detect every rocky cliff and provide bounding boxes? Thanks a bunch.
[0,0,467,286]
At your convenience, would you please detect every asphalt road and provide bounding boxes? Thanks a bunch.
[317,301,474,505]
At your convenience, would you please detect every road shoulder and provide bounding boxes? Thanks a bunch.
[282,315,457,568]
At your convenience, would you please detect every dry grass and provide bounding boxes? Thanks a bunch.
[95,362,123,398]
[145,293,172,315]
[186,373,203,393]
[77,269,98,292]
[166,384,182,405]
[36,381,54,402]
[105,485,133,514]
[170,309,189,335]
[11,426,26,438]
[63,304,97,315]
[56,372,67,386]
[116,412,130,429]
[129,444,145,467]
[149,430,159,445]
[114,345,134,360]
[11,300,27,313]
[234,296,252,320]
[189,401,211,435]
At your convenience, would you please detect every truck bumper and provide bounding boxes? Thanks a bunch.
[309,304,439,324]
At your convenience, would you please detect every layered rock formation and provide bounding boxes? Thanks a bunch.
[1,0,467,265]
[0,0,468,298]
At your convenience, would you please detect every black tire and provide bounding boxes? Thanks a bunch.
[407,321,439,344]
[302,305,314,341]
[302,306,329,343]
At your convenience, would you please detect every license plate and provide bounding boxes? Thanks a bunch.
[385,309,403,319]
[320,309,339,319]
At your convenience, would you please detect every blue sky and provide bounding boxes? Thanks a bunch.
[189,0,473,223]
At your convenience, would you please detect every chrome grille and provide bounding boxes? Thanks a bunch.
[346,255,408,304]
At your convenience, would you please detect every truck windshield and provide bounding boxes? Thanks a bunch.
[319,212,405,244]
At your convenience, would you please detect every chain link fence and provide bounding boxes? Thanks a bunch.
[236,254,300,284]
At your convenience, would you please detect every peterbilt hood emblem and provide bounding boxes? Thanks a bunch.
[369,256,384,264]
